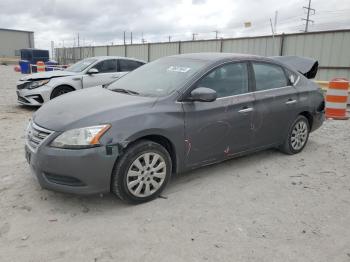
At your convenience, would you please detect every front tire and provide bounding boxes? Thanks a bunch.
[280,115,310,155]
[111,140,172,204]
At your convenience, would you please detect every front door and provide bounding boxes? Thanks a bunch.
[82,59,121,88]
[182,62,254,168]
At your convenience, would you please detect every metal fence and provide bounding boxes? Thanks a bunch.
[55,29,350,80]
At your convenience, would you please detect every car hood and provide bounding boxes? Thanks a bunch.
[20,70,78,81]
[33,87,158,131]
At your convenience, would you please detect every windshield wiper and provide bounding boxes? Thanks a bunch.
[112,88,140,95]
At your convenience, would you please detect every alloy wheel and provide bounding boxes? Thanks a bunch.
[290,121,308,151]
[126,152,167,197]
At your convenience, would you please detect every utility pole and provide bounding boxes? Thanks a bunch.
[168,35,171,42]
[302,0,315,32]
[141,32,146,44]
[130,32,133,44]
[192,33,198,41]
[51,41,54,60]
[274,11,278,34]
[270,18,276,54]
[123,31,126,45]
[77,33,80,47]
[213,30,219,39]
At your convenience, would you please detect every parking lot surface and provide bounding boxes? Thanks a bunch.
[0,65,349,262]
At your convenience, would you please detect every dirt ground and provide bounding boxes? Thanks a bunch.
[0,64,349,262]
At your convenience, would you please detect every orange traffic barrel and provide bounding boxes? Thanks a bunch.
[36,61,45,72]
[14,65,21,72]
[325,78,349,120]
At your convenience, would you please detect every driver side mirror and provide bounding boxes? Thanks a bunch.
[189,87,217,102]
[87,68,99,75]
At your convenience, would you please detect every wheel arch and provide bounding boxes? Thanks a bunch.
[299,111,313,130]
[115,130,179,176]
[50,84,76,99]
[129,134,177,174]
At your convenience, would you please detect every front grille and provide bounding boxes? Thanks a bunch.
[26,122,53,151]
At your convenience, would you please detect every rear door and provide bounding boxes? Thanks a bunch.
[183,62,254,167]
[82,59,119,88]
[250,61,299,148]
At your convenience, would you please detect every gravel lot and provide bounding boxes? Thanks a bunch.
[0,65,349,262]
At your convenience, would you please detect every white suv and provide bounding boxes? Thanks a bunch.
[16,56,145,106]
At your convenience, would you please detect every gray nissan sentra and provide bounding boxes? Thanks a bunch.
[25,53,325,204]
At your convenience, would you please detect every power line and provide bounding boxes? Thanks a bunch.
[302,0,315,32]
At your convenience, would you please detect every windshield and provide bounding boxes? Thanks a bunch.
[108,57,207,97]
[66,58,97,72]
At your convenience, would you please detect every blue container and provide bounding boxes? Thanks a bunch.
[45,60,58,71]
[19,60,30,74]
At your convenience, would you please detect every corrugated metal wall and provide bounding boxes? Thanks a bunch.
[55,29,350,80]
[0,29,34,58]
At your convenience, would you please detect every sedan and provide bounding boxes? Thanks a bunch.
[25,53,325,203]
[16,56,145,106]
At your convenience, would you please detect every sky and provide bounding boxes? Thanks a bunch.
[0,0,349,51]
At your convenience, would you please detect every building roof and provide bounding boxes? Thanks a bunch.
[0,28,34,33]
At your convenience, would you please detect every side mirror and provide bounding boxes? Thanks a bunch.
[87,68,99,74]
[189,87,217,102]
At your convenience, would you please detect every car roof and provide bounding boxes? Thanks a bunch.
[167,52,275,63]
[88,56,146,63]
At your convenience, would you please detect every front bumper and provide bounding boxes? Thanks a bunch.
[26,141,119,195]
[16,83,53,106]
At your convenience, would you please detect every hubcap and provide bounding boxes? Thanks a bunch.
[126,152,167,197]
[290,121,308,150]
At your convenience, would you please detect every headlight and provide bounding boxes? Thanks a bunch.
[28,79,50,89]
[50,124,111,149]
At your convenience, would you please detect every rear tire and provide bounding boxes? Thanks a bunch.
[280,115,310,155]
[50,85,74,99]
[111,140,172,204]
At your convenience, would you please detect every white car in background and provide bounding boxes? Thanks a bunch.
[16,56,146,106]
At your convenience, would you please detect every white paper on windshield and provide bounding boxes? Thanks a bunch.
[167,66,191,73]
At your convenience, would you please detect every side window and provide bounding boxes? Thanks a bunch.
[196,62,249,98]
[92,59,117,73]
[252,63,288,91]
[119,59,144,72]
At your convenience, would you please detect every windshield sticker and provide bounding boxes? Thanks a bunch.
[167,66,191,73]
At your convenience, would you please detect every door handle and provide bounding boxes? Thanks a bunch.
[112,75,120,79]
[286,99,297,105]
[238,107,253,113]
